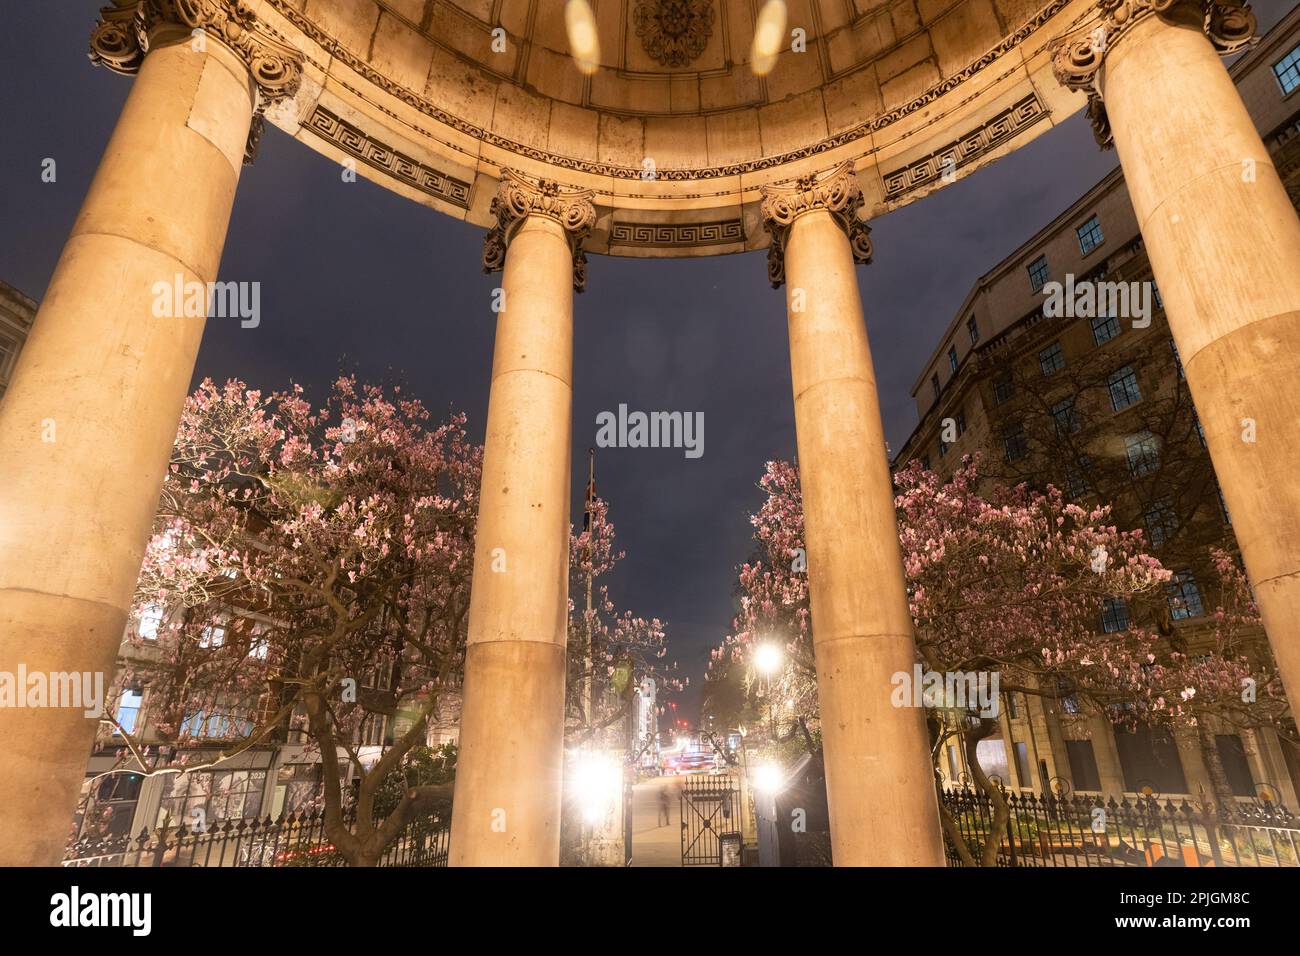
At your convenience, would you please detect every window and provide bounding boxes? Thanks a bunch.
[1027,255,1049,293]
[1052,396,1081,436]
[1194,414,1206,448]
[199,623,226,648]
[1038,341,1065,376]
[993,374,1015,405]
[1101,596,1130,633]
[1169,339,1184,379]
[1144,497,1179,547]
[1215,735,1257,797]
[1076,215,1104,255]
[948,344,958,373]
[975,739,1010,785]
[157,769,267,826]
[1004,426,1028,462]
[954,411,967,437]
[967,316,979,345]
[136,604,164,641]
[931,373,940,400]
[1014,741,1032,789]
[1066,740,1102,791]
[938,438,949,459]
[1114,725,1188,794]
[1152,280,1163,311]
[1091,313,1121,345]
[1218,485,1232,525]
[115,689,143,735]
[1274,42,1300,94]
[1066,456,1092,498]
[1006,693,1019,719]
[921,456,931,471]
[1108,365,1142,411]
[1166,570,1204,620]
[1125,430,1160,477]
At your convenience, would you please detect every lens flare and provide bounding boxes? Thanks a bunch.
[750,0,787,77]
[565,0,600,76]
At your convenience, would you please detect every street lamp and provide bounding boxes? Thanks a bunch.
[754,642,783,675]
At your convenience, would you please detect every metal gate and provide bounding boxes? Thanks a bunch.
[680,774,741,866]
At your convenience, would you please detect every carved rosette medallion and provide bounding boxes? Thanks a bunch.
[482,170,598,293]
[89,0,304,163]
[1051,0,1256,147]
[759,163,873,289]
[634,0,715,68]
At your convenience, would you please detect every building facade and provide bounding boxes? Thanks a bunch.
[895,7,1300,809]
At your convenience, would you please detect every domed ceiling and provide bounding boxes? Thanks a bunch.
[252,0,1098,256]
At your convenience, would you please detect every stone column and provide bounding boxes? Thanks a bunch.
[1054,1,1300,706]
[762,164,946,866]
[449,171,593,866]
[0,1,300,866]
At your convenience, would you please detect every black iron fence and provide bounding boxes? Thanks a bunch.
[63,809,450,868]
[680,774,743,866]
[941,786,1299,868]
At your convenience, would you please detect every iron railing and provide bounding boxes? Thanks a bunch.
[63,809,450,868]
[940,786,1299,868]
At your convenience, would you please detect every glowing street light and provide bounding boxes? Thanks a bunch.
[752,763,786,795]
[565,0,600,76]
[754,642,784,675]
[570,751,620,824]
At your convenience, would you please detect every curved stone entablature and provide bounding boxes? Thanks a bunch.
[482,169,597,292]
[90,0,304,161]
[1050,0,1255,146]
[177,0,1128,256]
[761,161,873,288]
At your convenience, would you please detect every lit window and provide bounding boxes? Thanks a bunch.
[1039,342,1065,376]
[1108,365,1142,410]
[1027,255,1049,293]
[1052,396,1081,436]
[1166,570,1204,620]
[1274,42,1300,94]
[1144,497,1178,547]
[115,689,143,735]
[967,316,979,345]
[1101,597,1130,633]
[1125,430,1160,477]
[199,623,226,648]
[1091,313,1120,345]
[948,345,958,374]
[137,604,164,641]
[1076,215,1104,255]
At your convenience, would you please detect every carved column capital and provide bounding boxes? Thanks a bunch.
[1051,0,1256,148]
[759,162,873,289]
[89,0,304,163]
[482,169,597,293]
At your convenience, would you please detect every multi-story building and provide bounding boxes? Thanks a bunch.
[894,7,1300,809]
[0,281,35,400]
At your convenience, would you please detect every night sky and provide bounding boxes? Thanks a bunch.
[3,1,1289,717]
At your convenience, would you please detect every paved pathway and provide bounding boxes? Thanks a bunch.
[629,775,681,867]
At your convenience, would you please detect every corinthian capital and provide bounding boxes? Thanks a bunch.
[482,170,597,293]
[90,0,304,161]
[1051,0,1256,147]
[759,162,873,289]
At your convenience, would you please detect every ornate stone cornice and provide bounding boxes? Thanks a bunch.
[482,170,597,293]
[89,0,304,163]
[759,163,873,289]
[1051,0,1256,147]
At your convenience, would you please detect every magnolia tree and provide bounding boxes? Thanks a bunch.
[566,496,679,749]
[118,377,481,866]
[712,456,1280,865]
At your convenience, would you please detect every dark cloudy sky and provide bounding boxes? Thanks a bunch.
[3,1,1290,718]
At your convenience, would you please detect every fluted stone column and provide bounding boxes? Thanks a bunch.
[762,164,945,866]
[449,171,593,866]
[1054,1,1300,706]
[0,1,300,866]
